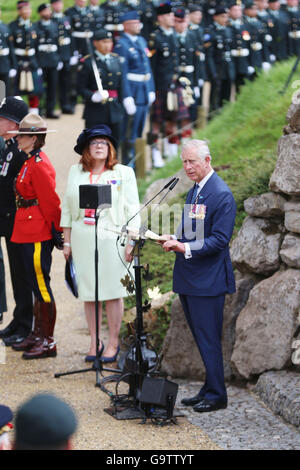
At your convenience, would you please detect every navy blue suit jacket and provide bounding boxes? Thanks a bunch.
[173,172,236,297]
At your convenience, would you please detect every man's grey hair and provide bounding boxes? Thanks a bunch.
[181,139,211,160]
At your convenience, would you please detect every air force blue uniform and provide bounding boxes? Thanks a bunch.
[114,28,154,165]
[174,171,236,403]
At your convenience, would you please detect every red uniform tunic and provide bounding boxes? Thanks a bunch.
[11,149,61,244]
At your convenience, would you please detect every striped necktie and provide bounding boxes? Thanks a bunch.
[191,184,199,204]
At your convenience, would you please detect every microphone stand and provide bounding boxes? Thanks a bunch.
[102,178,179,419]
[54,207,121,386]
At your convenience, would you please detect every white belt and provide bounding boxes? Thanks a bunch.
[231,48,249,57]
[251,42,262,51]
[179,65,194,73]
[15,48,35,56]
[289,30,300,39]
[0,48,9,56]
[72,31,93,38]
[59,37,71,45]
[38,44,58,52]
[105,24,124,31]
[127,72,150,82]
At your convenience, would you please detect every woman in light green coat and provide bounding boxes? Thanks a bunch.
[61,125,140,363]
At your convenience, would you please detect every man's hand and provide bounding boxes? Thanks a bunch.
[125,243,134,262]
[156,234,173,245]
[162,240,185,253]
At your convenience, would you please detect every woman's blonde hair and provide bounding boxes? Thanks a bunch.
[80,136,118,171]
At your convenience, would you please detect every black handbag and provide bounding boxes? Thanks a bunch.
[65,256,78,298]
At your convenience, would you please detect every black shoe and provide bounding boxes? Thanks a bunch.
[181,394,205,407]
[0,321,17,339]
[62,107,74,114]
[46,112,60,119]
[193,399,227,413]
[3,332,29,347]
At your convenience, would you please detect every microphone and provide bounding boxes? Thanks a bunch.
[168,178,179,191]
[163,177,177,190]
[124,177,180,230]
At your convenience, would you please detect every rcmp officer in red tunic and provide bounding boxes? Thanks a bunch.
[0,97,34,347]
[8,113,62,360]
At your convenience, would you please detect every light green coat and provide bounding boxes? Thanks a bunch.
[61,163,140,301]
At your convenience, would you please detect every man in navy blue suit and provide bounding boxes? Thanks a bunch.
[161,139,236,412]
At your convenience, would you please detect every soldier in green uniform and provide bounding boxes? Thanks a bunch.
[148,3,190,166]
[51,0,76,114]
[208,5,236,112]
[77,29,124,145]
[267,0,289,61]
[243,0,271,73]
[0,7,18,94]
[9,1,41,114]
[228,1,253,92]
[286,0,300,57]
[34,3,61,118]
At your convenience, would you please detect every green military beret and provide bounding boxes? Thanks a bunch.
[15,393,77,448]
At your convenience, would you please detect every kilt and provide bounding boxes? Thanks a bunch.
[152,87,190,124]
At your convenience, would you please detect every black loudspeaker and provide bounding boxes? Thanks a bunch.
[79,184,112,209]
[140,377,178,419]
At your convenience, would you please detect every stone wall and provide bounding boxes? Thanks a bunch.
[161,98,300,382]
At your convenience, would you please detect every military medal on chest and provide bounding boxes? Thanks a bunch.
[189,203,207,219]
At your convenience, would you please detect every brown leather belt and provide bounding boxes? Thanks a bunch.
[16,196,38,209]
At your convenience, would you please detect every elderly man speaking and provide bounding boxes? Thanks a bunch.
[161,139,236,412]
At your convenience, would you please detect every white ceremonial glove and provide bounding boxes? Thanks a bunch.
[69,55,78,66]
[37,68,43,76]
[269,54,276,63]
[262,62,271,72]
[247,65,255,75]
[57,61,63,71]
[123,96,136,115]
[91,91,103,103]
[9,69,17,78]
[198,78,204,87]
[194,86,200,98]
[148,91,156,105]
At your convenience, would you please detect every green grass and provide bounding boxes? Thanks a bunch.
[0,0,106,22]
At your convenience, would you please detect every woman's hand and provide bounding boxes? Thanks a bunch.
[63,228,72,260]
[63,244,72,260]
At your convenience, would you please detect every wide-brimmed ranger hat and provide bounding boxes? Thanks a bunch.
[7,113,56,134]
[74,124,117,155]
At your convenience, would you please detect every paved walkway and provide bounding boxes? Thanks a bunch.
[177,381,299,450]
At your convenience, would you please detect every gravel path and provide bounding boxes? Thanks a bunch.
[0,106,219,451]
